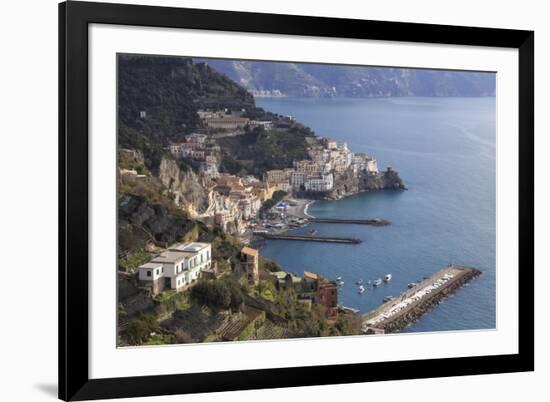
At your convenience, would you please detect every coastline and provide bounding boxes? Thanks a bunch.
[302,200,315,218]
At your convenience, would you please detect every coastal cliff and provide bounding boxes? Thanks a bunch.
[297,167,405,200]
[158,157,210,216]
[360,167,406,191]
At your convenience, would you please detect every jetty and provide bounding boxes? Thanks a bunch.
[309,218,390,226]
[361,265,481,334]
[257,233,361,244]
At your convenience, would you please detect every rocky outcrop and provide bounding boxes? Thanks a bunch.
[299,167,406,200]
[158,157,210,216]
[360,167,406,191]
[118,193,195,253]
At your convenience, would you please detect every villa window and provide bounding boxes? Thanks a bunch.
[146,271,151,277]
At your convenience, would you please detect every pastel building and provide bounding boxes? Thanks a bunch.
[304,173,333,192]
[138,242,212,295]
[237,246,259,286]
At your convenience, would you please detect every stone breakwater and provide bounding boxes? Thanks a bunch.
[362,266,482,334]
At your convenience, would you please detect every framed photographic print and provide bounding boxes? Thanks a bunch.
[59,1,534,400]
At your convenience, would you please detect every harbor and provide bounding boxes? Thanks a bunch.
[256,233,362,244]
[255,97,496,334]
[309,217,390,226]
[361,265,482,334]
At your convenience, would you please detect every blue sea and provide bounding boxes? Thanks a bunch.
[256,97,496,333]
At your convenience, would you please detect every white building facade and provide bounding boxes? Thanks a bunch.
[138,242,212,294]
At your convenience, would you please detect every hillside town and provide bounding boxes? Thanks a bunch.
[118,103,402,346]
[159,108,384,237]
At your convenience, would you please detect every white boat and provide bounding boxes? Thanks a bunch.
[384,274,392,282]
[372,279,382,287]
[358,285,365,294]
[407,282,418,289]
[338,280,345,286]
[356,279,363,285]
[336,276,342,281]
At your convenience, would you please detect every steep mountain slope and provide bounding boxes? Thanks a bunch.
[197,58,496,98]
[117,54,255,170]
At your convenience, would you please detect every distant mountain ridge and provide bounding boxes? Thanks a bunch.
[195,58,496,98]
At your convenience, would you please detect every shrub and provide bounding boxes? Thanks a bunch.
[190,279,243,311]
[119,249,151,271]
[126,314,157,345]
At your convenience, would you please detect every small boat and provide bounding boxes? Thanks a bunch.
[383,296,394,302]
[358,285,365,294]
[407,282,418,289]
[336,276,342,281]
[338,280,345,286]
[356,279,363,285]
[308,229,317,236]
[384,274,392,282]
[372,279,382,287]
[366,280,372,285]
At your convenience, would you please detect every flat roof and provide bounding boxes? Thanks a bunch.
[151,251,188,264]
[138,262,163,270]
[169,242,210,253]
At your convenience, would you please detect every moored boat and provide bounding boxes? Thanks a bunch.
[384,273,392,282]
[372,278,382,287]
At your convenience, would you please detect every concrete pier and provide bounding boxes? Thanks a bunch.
[362,265,481,334]
[257,233,362,244]
[309,218,390,226]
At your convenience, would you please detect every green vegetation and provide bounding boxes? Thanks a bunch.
[260,190,287,216]
[179,223,200,243]
[218,129,312,177]
[127,314,159,345]
[119,157,150,176]
[118,55,254,171]
[153,289,192,322]
[190,277,244,312]
[259,257,282,273]
[333,316,350,335]
[257,280,276,302]
[119,249,151,272]
[143,333,176,345]
[208,226,244,259]
[237,311,266,341]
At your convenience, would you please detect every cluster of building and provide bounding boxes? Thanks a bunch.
[271,270,339,318]
[197,109,273,131]
[169,133,221,178]
[263,136,379,194]
[209,174,269,232]
[167,134,276,234]
[166,121,380,234]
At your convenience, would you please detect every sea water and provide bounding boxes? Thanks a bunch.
[256,96,496,332]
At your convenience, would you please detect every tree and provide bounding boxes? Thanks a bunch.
[127,314,157,345]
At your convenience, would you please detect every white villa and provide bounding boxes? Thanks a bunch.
[138,242,212,294]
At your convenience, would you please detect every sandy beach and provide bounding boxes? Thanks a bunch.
[285,198,315,219]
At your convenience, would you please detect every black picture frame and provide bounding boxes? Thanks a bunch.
[59,1,534,400]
